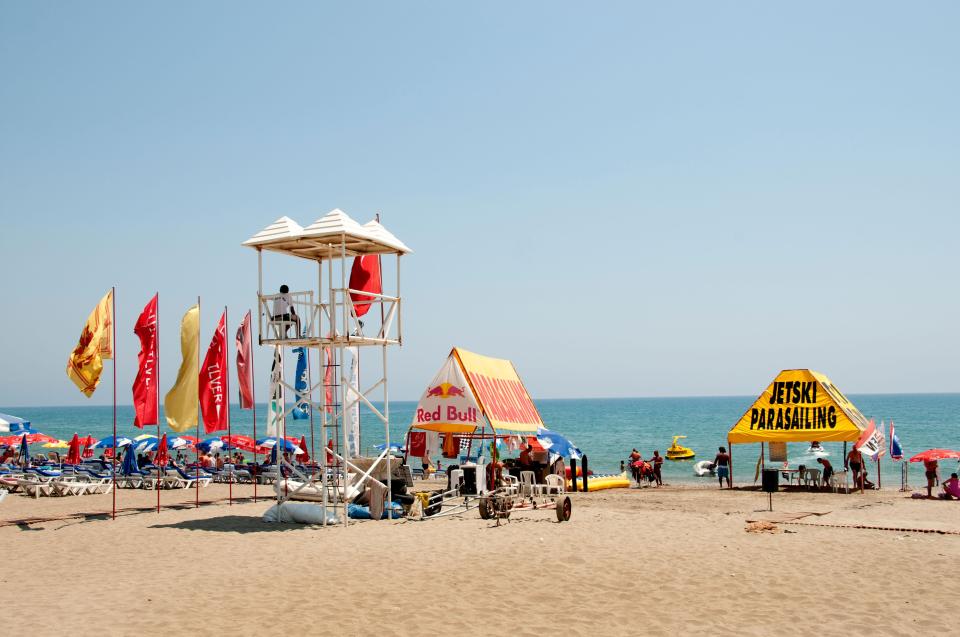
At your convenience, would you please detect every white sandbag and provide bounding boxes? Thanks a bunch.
[263,502,340,525]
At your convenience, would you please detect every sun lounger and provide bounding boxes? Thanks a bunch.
[18,479,54,498]
[165,467,212,489]
[24,467,62,481]
[51,480,96,496]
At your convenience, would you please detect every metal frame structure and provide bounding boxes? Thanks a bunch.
[243,209,410,525]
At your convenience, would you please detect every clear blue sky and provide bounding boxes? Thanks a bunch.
[1,1,957,407]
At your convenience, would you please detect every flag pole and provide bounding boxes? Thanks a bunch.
[196,295,201,509]
[225,306,232,506]
[156,293,161,514]
[251,311,258,503]
[112,286,117,520]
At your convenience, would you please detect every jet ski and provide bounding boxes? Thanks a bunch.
[666,435,695,460]
[806,441,829,456]
[693,460,716,477]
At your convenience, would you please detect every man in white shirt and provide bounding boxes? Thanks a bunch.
[272,284,301,337]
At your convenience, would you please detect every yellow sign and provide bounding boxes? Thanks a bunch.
[728,369,869,444]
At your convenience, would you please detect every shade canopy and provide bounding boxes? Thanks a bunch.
[909,449,960,463]
[728,369,870,444]
[242,209,411,259]
[0,413,31,434]
[409,347,545,438]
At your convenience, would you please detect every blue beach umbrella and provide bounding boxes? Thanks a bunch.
[198,437,227,453]
[95,436,133,449]
[0,412,31,434]
[536,428,582,460]
[374,441,405,453]
[256,437,301,454]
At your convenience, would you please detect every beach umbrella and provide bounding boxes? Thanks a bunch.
[255,437,302,454]
[0,412,31,434]
[297,436,310,464]
[42,439,70,449]
[179,435,199,446]
[121,446,140,476]
[132,436,160,453]
[81,435,97,458]
[221,434,257,452]
[536,428,583,460]
[374,441,405,453]
[198,437,226,453]
[19,433,30,464]
[909,449,960,462]
[95,436,132,449]
[155,434,170,467]
[14,432,57,445]
[167,436,192,450]
[65,434,82,465]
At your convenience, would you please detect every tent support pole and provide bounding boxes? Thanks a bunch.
[728,440,733,489]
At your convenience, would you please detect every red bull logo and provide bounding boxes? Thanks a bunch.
[425,383,466,399]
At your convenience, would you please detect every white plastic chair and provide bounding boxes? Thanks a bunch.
[501,474,520,496]
[801,469,821,488]
[829,470,849,494]
[520,471,541,498]
[544,473,565,495]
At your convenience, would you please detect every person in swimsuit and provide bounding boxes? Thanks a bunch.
[628,448,642,483]
[846,447,863,489]
[714,447,731,489]
[924,458,939,498]
[650,450,664,486]
[941,473,959,500]
[816,457,833,488]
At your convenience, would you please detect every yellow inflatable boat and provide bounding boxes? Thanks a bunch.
[566,472,631,492]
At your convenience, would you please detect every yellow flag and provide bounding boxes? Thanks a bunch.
[66,290,114,397]
[164,305,199,432]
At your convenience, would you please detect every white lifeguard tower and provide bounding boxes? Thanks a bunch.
[242,208,410,525]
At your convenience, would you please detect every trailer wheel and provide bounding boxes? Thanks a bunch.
[555,495,572,522]
[479,497,491,520]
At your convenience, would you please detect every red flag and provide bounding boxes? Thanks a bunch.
[349,255,381,317]
[200,312,228,434]
[132,294,159,427]
[235,310,254,409]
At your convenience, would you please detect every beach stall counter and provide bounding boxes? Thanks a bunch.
[727,369,871,493]
[405,347,575,523]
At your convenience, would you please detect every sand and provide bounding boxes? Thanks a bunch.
[2,481,958,636]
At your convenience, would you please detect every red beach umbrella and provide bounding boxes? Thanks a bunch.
[221,434,257,452]
[155,434,170,467]
[297,436,310,464]
[909,449,960,463]
[65,434,82,465]
[20,433,57,445]
[81,435,97,458]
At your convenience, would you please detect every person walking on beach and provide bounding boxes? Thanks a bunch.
[628,448,642,483]
[924,458,939,498]
[714,447,731,488]
[846,446,863,490]
[650,450,664,486]
[816,457,833,489]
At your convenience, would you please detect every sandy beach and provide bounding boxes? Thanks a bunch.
[3,482,958,636]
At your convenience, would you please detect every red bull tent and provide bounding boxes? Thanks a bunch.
[726,369,869,484]
[407,347,543,457]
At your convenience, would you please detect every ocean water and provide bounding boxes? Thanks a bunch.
[4,394,959,484]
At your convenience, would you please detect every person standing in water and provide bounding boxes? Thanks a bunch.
[714,447,731,489]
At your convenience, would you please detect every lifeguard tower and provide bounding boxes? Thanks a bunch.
[242,208,410,524]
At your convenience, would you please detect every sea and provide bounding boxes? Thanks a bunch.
[4,394,959,485]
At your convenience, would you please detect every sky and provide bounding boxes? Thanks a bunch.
[1,1,958,407]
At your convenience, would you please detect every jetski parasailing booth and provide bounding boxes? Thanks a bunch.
[726,369,869,485]
[406,347,552,483]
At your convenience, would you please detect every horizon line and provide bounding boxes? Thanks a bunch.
[3,390,958,410]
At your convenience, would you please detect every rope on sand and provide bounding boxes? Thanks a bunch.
[779,520,960,535]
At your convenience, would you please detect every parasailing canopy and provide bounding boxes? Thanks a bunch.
[728,369,869,444]
[409,347,544,437]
